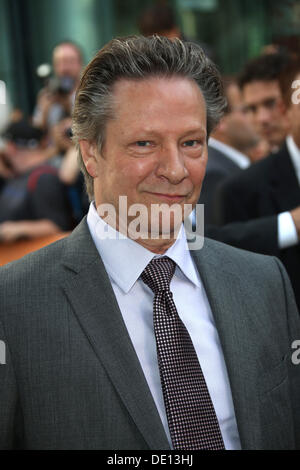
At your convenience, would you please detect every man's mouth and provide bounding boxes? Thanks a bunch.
[146,192,187,202]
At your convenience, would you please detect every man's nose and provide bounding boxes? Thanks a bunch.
[156,145,188,184]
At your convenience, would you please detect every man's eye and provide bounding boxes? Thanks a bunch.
[264,99,277,109]
[245,105,256,114]
[136,141,151,147]
[183,140,201,147]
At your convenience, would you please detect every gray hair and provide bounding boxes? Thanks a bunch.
[72,35,226,200]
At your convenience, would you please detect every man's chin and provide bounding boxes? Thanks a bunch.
[125,216,183,241]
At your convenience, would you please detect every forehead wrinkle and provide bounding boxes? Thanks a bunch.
[105,77,207,143]
[111,76,205,110]
[113,121,207,144]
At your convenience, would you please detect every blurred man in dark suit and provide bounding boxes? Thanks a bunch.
[215,60,300,310]
[199,79,262,224]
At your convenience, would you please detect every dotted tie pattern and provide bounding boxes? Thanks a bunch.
[141,256,225,450]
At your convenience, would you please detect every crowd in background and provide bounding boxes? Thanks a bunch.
[0,39,88,242]
[0,4,299,305]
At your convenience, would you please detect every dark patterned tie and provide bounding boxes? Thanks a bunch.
[141,256,225,450]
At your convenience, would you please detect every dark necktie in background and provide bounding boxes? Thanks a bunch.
[141,256,225,450]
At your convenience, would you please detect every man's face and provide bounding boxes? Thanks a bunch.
[53,44,82,81]
[88,76,208,238]
[242,80,288,149]
[223,83,259,152]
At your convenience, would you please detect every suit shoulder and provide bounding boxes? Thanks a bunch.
[207,146,239,174]
[200,237,279,277]
[198,238,299,325]
[0,236,68,285]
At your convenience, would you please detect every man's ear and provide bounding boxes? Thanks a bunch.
[79,140,98,177]
[211,117,227,138]
[219,115,229,132]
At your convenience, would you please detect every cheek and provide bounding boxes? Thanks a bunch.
[120,159,155,186]
[189,155,207,186]
[248,114,257,126]
[291,108,300,124]
[272,109,282,121]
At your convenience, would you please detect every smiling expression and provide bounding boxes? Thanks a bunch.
[82,76,208,244]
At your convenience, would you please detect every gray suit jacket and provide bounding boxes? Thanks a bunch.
[0,217,300,449]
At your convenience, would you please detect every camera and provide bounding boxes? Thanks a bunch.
[47,77,75,96]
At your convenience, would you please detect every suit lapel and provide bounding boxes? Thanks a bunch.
[207,146,241,174]
[61,219,170,450]
[191,242,264,450]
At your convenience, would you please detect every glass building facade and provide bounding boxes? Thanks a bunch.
[1,0,300,114]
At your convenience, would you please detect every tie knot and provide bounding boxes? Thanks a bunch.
[141,257,176,294]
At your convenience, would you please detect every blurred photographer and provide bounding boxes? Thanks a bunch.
[33,41,83,132]
[0,119,74,242]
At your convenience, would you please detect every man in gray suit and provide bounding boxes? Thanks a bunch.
[0,36,300,450]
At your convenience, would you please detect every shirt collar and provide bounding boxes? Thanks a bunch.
[286,135,300,186]
[208,137,250,169]
[87,202,201,293]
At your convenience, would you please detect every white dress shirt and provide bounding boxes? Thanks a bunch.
[87,202,241,450]
[286,135,300,186]
[277,136,300,249]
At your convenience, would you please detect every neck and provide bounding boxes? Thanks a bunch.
[93,196,183,254]
[132,236,177,254]
[98,209,180,254]
[120,217,182,254]
[210,133,232,147]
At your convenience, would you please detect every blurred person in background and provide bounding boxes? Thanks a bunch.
[33,41,87,222]
[52,117,89,222]
[238,52,291,153]
[138,2,214,59]
[201,76,299,262]
[214,59,300,310]
[138,2,181,39]
[58,142,89,219]
[199,78,267,224]
[33,41,83,132]
[224,80,270,162]
[0,119,74,242]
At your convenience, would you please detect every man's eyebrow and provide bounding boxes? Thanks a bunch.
[245,97,277,109]
[262,97,277,104]
[180,128,207,138]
